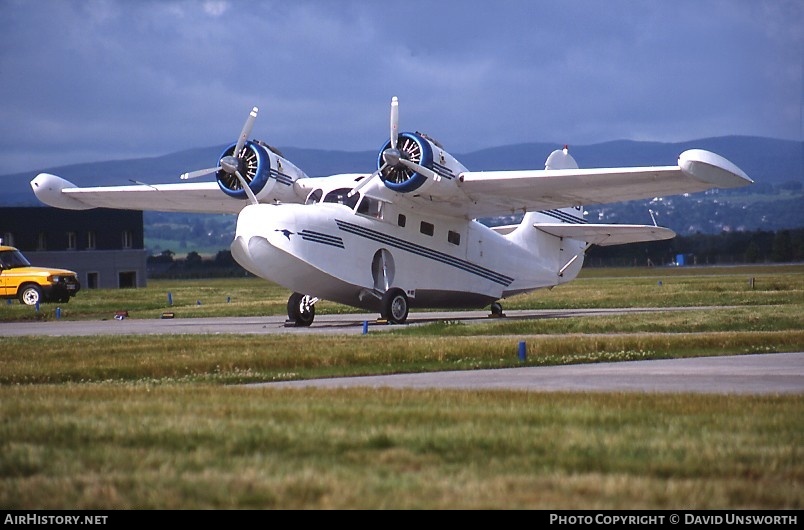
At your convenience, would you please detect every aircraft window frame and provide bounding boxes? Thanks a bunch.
[323,188,359,209]
[420,221,434,237]
[356,195,383,218]
[306,189,323,205]
[398,214,406,228]
[447,230,461,246]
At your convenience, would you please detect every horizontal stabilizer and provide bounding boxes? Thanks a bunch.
[534,223,675,246]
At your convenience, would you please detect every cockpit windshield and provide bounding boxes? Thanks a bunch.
[322,188,360,209]
[0,249,31,269]
[305,189,323,205]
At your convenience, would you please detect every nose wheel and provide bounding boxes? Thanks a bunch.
[287,292,317,326]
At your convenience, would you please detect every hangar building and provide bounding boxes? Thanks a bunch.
[0,207,147,290]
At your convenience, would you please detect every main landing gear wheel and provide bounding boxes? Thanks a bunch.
[490,301,504,317]
[381,288,409,325]
[287,292,315,326]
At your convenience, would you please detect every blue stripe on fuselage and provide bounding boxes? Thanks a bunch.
[335,219,513,287]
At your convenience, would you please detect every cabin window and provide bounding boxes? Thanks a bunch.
[67,232,77,250]
[420,221,434,236]
[398,214,406,227]
[448,230,461,246]
[306,189,323,204]
[323,188,359,209]
[357,196,382,218]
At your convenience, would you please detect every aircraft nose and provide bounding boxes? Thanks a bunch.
[230,235,259,276]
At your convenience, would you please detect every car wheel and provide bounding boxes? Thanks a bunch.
[19,285,43,306]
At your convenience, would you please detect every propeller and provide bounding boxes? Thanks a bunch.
[179,107,261,206]
[348,97,399,198]
[180,166,220,180]
[390,96,399,149]
[349,96,438,197]
[397,154,440,182]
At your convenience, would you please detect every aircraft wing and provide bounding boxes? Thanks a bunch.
[533,223,675,246]
[31,174,249,214]
[456,150,753,218]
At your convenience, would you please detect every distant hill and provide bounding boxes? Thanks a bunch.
[1,136,801,240]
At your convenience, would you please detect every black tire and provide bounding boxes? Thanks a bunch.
[490,301,503,316]
[381,288,409,324]
[287,292,315,326]
[19,284,43,306]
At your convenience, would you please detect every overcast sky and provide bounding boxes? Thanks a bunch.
[0,0,801,174]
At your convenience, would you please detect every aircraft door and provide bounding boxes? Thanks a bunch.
[371,248,395,292]
[467,224,484,263]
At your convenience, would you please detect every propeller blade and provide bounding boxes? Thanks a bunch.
[234,106,259,158]
[399,158,440,182]
[347,166,385,198]
[234,170,260,206]
[390,96,399,149]
[180,166,221,180]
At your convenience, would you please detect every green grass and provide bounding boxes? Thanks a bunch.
[0,264,802,509]
[1,386,800,509]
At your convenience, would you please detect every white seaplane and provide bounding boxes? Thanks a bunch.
[31,97,752,325]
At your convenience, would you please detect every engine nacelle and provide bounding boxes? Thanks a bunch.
[377,132,467,197]
[216,141,308,203]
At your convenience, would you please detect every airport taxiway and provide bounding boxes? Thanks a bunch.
[0,306,726,337]
[259,352,804,395]
[3,308,801,395]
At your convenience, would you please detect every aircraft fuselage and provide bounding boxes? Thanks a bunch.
[230,200,586,313]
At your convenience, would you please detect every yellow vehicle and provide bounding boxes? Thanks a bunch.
[0,245,81,305]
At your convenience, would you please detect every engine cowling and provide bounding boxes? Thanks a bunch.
[216,141,307,203]
[377,132,467,197]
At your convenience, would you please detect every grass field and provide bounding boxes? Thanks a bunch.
[1,264,802,509]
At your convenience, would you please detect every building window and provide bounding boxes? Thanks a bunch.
[2,233,13,246]
[119,271,137,288]
[86,272,99,289]
[398,214,406,228]
[448,230,461,246]
[87,231,96,249]
[122,230,133,249]
[37,232,47,250]
[67,232,77,250]
[420,221,434,236]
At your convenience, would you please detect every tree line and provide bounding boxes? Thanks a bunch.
[585,228,804,267]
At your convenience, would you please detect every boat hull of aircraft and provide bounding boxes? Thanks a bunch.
[229,201,589,317]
